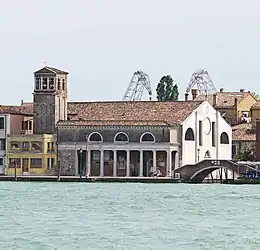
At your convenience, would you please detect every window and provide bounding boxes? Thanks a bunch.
[185,128,195,141]
[31,142,42,151]
[42,78,48,89]
[212,122,216,147]
[10,142,20,150]
[30,158,42,168]
[0,117,4,130]
[205,150,211,158]
[140,132,155,142]
[114,133,129,142]
[22,158,29,172]
[49,78,54,90]
[22,142,29,151]
[232,144,237,158]
[35,77,41,89]
[29,121,32,131]
[199,121,202,146]
[9,158,21,168]
[62,79,65,90]
[88,132,103,142]
[220,132,229,144]
[0,139,5,150]
[22,120,32,131]
[48,158,55,170]
[57,78,61,90]
[0,158,3,166]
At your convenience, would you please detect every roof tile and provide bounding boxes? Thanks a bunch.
[232,123,255,141]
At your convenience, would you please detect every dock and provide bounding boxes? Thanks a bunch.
[0,176,182,183]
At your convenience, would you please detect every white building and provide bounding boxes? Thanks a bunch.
[57,100,232,179]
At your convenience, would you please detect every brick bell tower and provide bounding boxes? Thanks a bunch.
[33,66,68,134]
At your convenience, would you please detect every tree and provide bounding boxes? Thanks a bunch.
[235,147,255,161]
[156,75,179,101]
[251,92,260,100]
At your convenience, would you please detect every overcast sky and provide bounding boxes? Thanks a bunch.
[1,0,260,104]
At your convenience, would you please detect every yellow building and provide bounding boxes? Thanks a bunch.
[7,134,56,175]
[194,88,257,124]
[251,101,260,124]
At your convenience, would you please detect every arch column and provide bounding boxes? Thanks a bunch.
[126,150,130,177]
[153,150,156,172]
[100,150,104,177]
[167,150,172,177]
[113,150,117,177]
[139,150,143,177]
[87,150,91,176]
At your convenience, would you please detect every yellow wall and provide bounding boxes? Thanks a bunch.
[237,94,257,117]
[7,134,56,175]
[251,109,260,124]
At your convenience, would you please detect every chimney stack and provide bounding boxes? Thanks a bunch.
[21,100,24,105]
[185,93,188,101]
[240,89,244,93]
[213,93,217,107]
[191,89,198,100]
[220,88,223,92]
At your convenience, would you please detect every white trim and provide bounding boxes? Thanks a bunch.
[140,132,155,143]
[114,132,129,143]
[87,132,103,142]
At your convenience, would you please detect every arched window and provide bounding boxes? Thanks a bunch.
[140,132,155,142]
[57,78,61,90]
[114,132,129,142]
[220,132,229,144]
[185,128,195,141]
[204,150,211,158]
[88,132,103,142]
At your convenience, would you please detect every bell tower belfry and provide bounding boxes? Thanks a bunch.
[33,66,69,134]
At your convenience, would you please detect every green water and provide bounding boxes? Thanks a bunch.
[1,183,260,250]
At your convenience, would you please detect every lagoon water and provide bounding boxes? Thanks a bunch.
[1,182,260,250]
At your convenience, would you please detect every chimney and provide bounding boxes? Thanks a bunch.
[21,100,24,105]
[220,88,224,92]
[234,97,238,122]
[185,93,188,101]
[213,93,217,107]
[191,89,198,100]
[240,89,244,93]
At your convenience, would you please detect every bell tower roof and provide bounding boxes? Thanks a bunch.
[34,66,69,75]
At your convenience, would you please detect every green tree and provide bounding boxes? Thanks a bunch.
[235,147,255,161]
[156,75,179,101]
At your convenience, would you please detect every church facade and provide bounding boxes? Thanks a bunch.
[31,66,232,178]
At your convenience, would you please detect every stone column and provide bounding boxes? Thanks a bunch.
[139,150,143,177]
[167,150,172,177]
[126,150,130,177]
[100,150,104,177]
[153,150,157,172]
[74,150,78,176]
[175,151,179,170]
[87,150,91,176]
[113,150,117,177]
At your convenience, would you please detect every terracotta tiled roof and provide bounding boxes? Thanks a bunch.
[34,66,69,75]
[232,123,255,141]
[251,101,260,109]
[57,120,169,126]
[0,105,33,115]
[195,92,250,108]
[60,101,203,126]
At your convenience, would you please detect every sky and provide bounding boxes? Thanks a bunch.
[1,0,260,104]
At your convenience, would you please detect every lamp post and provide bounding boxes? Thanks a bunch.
[79,148,83,179]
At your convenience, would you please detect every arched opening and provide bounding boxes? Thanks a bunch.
[220,132,229,144]
[62,79,65,90]
[57,78,61,90]
[204,150,211,158]
[88,132,103,142]
[140,132,155,142]
[114,132,129,142]
[185,128,195,141]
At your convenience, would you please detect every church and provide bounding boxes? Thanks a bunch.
[32,66,232,178]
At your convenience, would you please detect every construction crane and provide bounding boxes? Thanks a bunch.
[186,69,217,96]
[123,71,152,101]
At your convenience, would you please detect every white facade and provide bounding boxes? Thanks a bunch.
[0,114,10,175]
[181,101,233,179]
